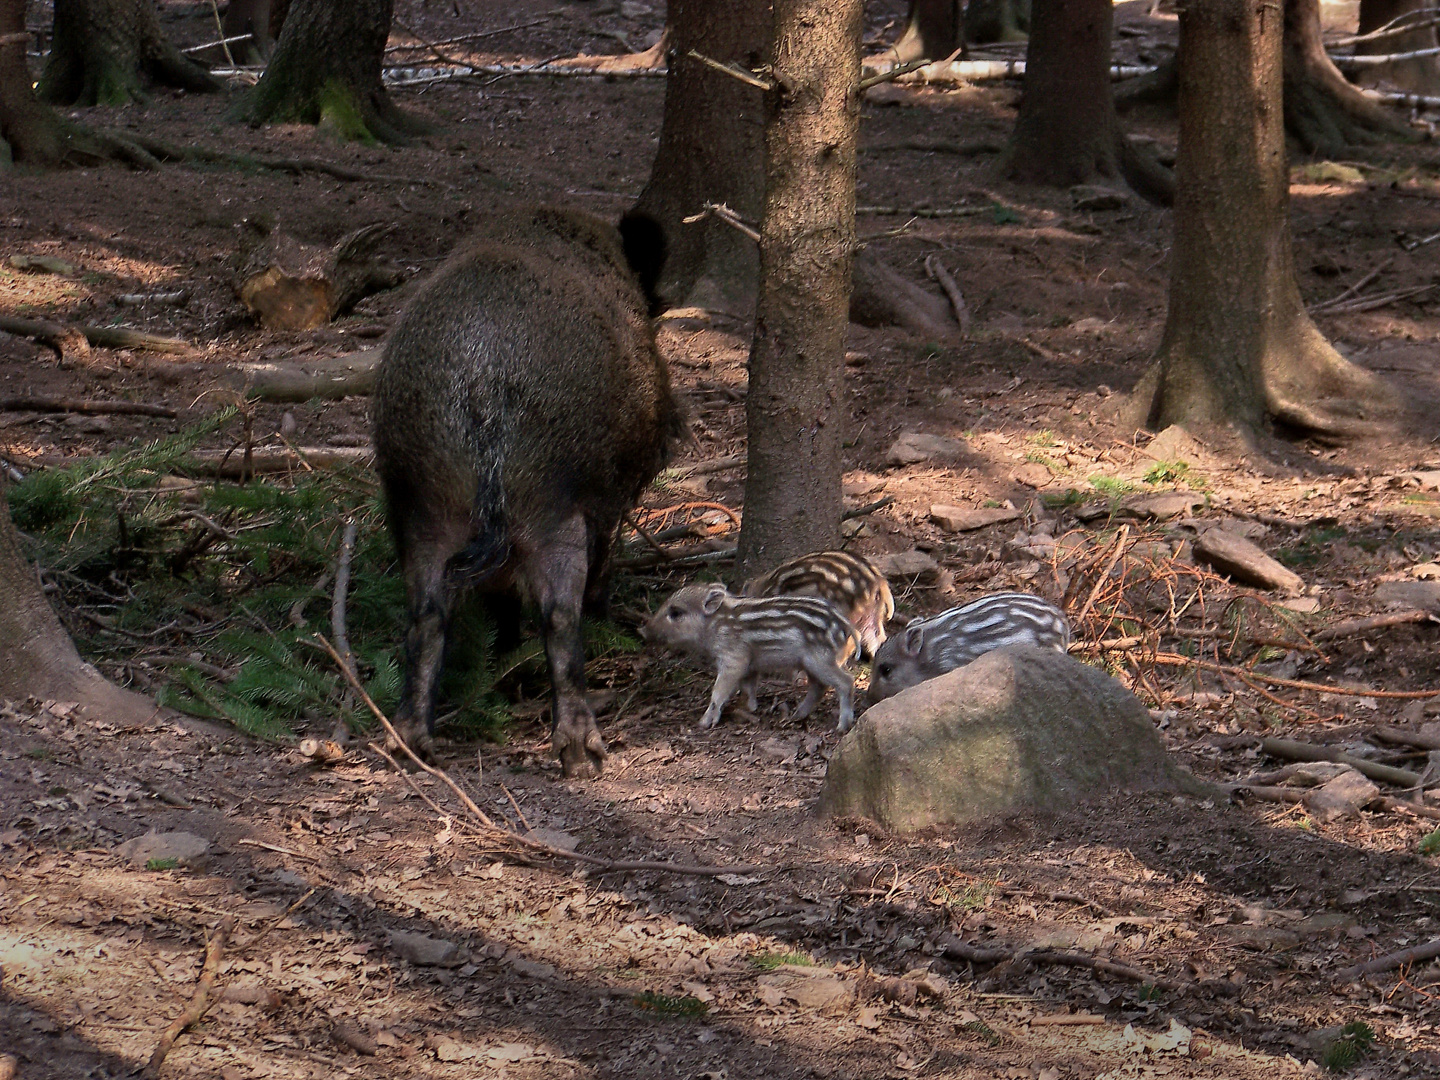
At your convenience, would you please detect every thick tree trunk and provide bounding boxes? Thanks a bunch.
[1356,0,1440,95]
[1003,0,1173,205]
[1139,0,1396,439]
[39,0,220,106]
[242,0,424,145]
[881,0,962,64]
[1,0,156,167]
[223,0,290,64]
[0,482,159,725]
[624,0,771,313]
[736,0,861,579]
[966,0,1029,45]
[1283,0,1415,154]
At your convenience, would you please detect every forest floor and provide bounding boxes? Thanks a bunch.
[4,0,1440,1077]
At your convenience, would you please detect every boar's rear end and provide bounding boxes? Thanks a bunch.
[372,206,677,777]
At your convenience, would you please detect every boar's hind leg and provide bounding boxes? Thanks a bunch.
[530,513,607,778]
[392,537,464,758]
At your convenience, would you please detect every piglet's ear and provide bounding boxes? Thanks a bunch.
[902,624,924,657]
[701,585,727,615]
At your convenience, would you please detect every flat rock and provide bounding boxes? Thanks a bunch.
[875,549,940,579]
[524,828,578,852]
[1011,462,1053,488]
[1304,769,1380,822]
[886,432,969,466]
[116,830,210,869]
[389,931,460,967]
[1071,185,1129,212]
[1142,425,1203,464]
[1192,529,1305,595]
[1409,470,1440,491]
[1117,492,1204,521]
[930,504,1020,532]
[1374,580,1440,612]
[819,647,1197,832]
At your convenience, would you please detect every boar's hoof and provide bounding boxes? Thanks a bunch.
[553,704,608,779]
[387,720,435,763]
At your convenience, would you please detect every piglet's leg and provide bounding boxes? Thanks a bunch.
[527,514,607,778]
[793,676,822,721]
[741,672,760,712]
[802,659,857,732]
[700,659,748,730]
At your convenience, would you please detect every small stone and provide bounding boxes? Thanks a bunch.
[1304,769,1380,822]
[1071,185,1129,211]
[1408,470,1440,491]
[10,254,76,275]
[1116,492,1204,521]
[116,830,211,870]
[1374,580,1440,612]
[524,827,578,852]
[1192,529,1305,594]
[929,504,1021,532]
[1277,596,1320,613]
[389,931,460,967]
[1142,425,1203,464]
[874,550,940,579]
[886,432,970,466]
[1011,462,1053,488]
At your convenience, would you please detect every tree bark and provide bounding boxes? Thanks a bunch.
[1283,0,1415,154]
[39,0,220,107]
[623,0,771,313]
[241,0,424,145]
[736,0,861,579]
[966,0,1029,45]
[0,480,159,725]
[223,0,290,64]
[1355,0,1440,95]
[880,0,962,64]
[1003,0,1173,205]
[1,0,158,168]
[1138,0,1396,440]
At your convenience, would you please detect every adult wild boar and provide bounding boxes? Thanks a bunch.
[371,206,677,776]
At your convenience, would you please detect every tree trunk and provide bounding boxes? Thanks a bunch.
[965,0,1029,45]
[735,0,861,579]
[623,0,771,313]
[223,0,290,64]
[241,0,424,145]
[1139,0,1396,440]
[1,0,157,167]
[1283,0,1415,154]
[1002,0,1173,205]
[0,480,159,725]
[1356,0,1440,95]
[38,0,220,106]
[880,0,962,64]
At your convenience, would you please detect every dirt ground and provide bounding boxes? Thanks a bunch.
[4,1,1440,1077]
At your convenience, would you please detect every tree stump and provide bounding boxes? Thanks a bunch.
[235,220,402,331]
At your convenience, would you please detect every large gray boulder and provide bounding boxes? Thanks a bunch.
[819,646,1194,832]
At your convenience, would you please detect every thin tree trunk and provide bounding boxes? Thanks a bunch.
[1,0,156,168]
[736,0,862,579]
[1003,0,1173,205]
[624,0,771,313]
[39,0,220,106]
[0,482,159,726]
[880,0,962,64]
[241,0,424,145]
[1283,0,1415,154]
[1138,0,1396,439]
[1355,0,1440,94]
[223,0,291,64]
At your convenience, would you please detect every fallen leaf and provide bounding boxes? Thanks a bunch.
[856,1006,881,1030]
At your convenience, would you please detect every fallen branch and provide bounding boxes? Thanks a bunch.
[1333,44,1440,69]
[0,314,188,355]
[937,934,1014,965]
[613,547,736,571]
[1370,723,1440,751]
[1315,283,1437,315]
[1150,652,1440,700]
[685,49,776,91]
[215,348,382,403]
[1309,258,1393,313]
[1260,736,1422,788]
[1076,525,1130,625]
[0,314,90,363]
[682,201,761,243]
[0,396,176,418]
[384,18,552,51]
[668,454,746,478]
[1023,948,1181,991]
[1313,609,1437,642]
[856,204,993,218]
[331,521,358,679]
[924,255,971,336]
[317,634,762,879]
[1330,9,1440,48]
[857,57,932,91]
[1227,783,1307,805]
[116,291,188,307]
[143,917,235,1079]
[1375,797,1440,821]
[183,446,372,477]
[843,495,896,521]
[1337,938,1440,982]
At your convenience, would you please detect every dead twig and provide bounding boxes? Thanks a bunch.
[1260,736,1422,787]
[1371,724,1440,751]
[1150,652,1440,700]
[0,396,176,418]
[684,49,776,91]
[143,916,235,1078]
[331,521,359,680]
[624,510,675,561]
[1338,938,1440,982]
[1023,948,1181,991]
[0,313,188,355]
[857,57,932,91]
[1075,525,1130,625]
[924,254,970,335]
[682,201,762,243]
[843,495,896,520]
[1313,609,1437,642]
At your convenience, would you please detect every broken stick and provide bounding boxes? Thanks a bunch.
[1260,736,1422,788]
[924,254,971,335]
[1337,937,1440,982]
[0,396,176,418]
[143,916,235,1078]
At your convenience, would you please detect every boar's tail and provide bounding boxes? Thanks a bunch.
[449,448,510,584]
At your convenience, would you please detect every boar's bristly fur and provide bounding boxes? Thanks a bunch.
[372,206,680,777]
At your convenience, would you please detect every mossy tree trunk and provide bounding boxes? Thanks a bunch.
[1355,0,1440,95]
[1002,0,1173,205]
[0,480,159,725]
[242,0,424,145]
[1,0,156,168]
[1283,0,1415,154]
[736,0,862,579]
[624,0,771,312]
[881,0,962,64]
[1139,0,1396,440]
[38,0,220,107]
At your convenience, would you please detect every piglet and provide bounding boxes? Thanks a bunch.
[741,550,894,659]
